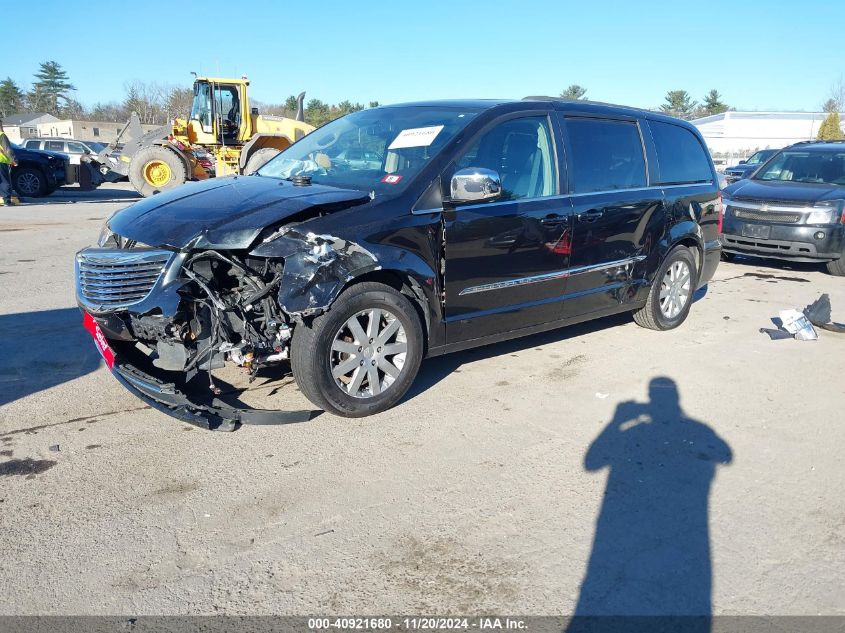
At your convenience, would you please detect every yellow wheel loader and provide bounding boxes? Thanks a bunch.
[97,77,314,197]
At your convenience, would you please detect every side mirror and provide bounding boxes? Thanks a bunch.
[738,159,747,165]
[450,168,502,203]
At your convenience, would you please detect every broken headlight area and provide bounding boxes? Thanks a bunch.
[127,250,294,387]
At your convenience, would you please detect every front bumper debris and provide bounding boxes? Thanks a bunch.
[111,361,317,431]
[82,312,317,431]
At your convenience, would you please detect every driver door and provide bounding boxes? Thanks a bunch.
[443,113,574,343]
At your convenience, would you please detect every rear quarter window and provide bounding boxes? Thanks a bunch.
[649,121,712,185]
[24,140,41,149]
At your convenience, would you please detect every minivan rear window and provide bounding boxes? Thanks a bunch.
[650,121,712,185]
[565,118,647,193]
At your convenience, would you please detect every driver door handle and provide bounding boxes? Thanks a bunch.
[577,210,604,223]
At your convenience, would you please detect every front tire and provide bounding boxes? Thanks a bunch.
[291,282,424,417]
[633,245,699,331]
[129,146,187,197]
[13,168,47,197]
[826,255,845,276]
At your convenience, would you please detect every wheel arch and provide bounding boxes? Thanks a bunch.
[660,221,704,276]
[336,268,433,351]
[249,229,441,347]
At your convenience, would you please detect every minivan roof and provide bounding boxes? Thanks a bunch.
[381,98,695,127]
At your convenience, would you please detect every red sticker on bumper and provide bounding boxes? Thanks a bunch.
[83,312,116,370]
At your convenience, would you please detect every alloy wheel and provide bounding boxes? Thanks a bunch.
[17,172,40,195]
[659,260,691,319]
[330,308,408,398]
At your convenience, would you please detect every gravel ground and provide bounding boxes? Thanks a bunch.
[1,183,843,616]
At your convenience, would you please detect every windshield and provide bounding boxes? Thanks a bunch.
[257,107,479,194]
[746,150,771,165]
[755,150,845,185]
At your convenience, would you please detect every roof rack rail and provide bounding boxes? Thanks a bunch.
[787,139,845,147]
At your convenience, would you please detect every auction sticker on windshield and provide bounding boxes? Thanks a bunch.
[388,125,444,150]
[83,312,116,369]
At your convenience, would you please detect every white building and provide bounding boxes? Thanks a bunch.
[691,111,844,164]
[35,119,160,143]
[2,113,161,144]
[1,112,59,143]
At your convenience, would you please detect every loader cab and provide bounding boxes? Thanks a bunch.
[188,78,251,146]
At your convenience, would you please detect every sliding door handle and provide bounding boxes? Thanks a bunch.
[577,210,604,223]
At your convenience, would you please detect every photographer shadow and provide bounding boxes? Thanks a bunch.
[567,377,732,633]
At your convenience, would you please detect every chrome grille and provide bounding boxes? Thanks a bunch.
[76,248,172,311]
[733,197,806,207]
[731,207,801,224]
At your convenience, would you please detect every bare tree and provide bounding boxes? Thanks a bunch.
[89,101,129,122]
[123,80,169,124]
[824,77,845,113]
[164,87,194,121]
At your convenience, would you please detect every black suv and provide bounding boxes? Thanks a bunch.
[721,140,845,275]
[75,98,722,428]
[10,143,69,197]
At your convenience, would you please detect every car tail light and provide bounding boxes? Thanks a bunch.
[716,191,724,234]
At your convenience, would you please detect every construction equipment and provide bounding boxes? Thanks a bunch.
[97,76,314,197]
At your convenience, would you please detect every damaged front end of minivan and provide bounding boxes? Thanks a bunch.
[76,178,384,430]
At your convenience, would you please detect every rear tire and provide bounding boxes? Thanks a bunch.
[13,168,47,197]
[291,282,424,417]
[129,146,187,197]
[244,148,281,175]
[633,245,699,331]
[825,255,845,276]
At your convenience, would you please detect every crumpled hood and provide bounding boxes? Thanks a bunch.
[725,179,844,204]
[109,176,371,249]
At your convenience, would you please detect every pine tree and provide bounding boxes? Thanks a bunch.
[304,98,331,127]
[0,77,24,117]
[660,90,697,119]
[817,112,844,140]
[123,83,143,117]
[560,84,587,100]
[29,61,76,116]
[284,95,299,112]
[702,89,728,116]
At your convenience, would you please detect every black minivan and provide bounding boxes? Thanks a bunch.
[76,98,722,428]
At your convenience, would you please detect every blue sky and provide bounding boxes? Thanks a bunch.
[4,0,844,112]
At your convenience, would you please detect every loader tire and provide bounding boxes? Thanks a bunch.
[129,146,187,197]
[244,148,281,175]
